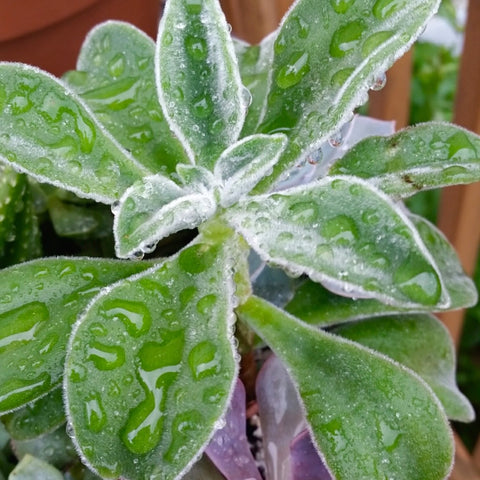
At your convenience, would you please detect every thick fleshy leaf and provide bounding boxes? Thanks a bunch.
[0,63,149,204]
[229,176,448,308]
[205,380,262,480]
[156,0,246,168]
[65,239,238,480]
[256,355,306,480]
[0,258,150,414]
[237,296,454,480]
[290,431,333,480]
[332,314,474,422]
[8,454,63,480]
[214,134,288,207]
[329,123,480,197]
[255,0,441,191]
[0,168,41,268]
[1,388,65,441]
[286,213,477,325]
[113,174,216,258]
[65,21,189,174]
[234,34,276,137]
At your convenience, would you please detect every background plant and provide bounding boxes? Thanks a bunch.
[0,0,480,479]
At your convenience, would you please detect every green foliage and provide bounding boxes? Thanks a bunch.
[0,0,477,479]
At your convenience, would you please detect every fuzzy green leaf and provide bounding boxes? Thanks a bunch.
[214,134,287,207]
[0,63,149,204]
[113,174,216,258]
[0,258,150,414]
[229,176,448,308]
[65,239,238,480]
[8,454,63,480]
[65,21,189,175]
[1,388,65,441]
[234,35,275,137]
[255,0,441,191]
[286,213,477,325]
[237,296,454,480]
[332,314,474,422]
[157,0,246,168]
[330,123,480,197]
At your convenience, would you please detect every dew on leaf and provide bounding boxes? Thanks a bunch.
[128,125,154,143]
[85,392,107,433]
[196,294,217,315]
[322,215,358,246]
[108,53,126,78]
[178,244,217,274]
[288,201,319,225]
[329,21,367,58]
[370,72,387,91]
[0,373,51,411]
[330,0,356,13]
[276,52,310,89]
[362,31,394,56]
[241,87,253,108]
[10,94,33,115]
[87,342,126,370]
[292,15,310,38]
[188,341,221,380]
[185,0,203,14]
[446,131,477,161]
[185,36,208,61]
[372,0,407,20]
[180,286,199,309]
[163,32,173,46]
[328,131,343,147]
[69,363,87,383]
[192,95,214,118]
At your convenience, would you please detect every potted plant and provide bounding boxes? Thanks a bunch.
[0,0,161,75]
[0,0,479,478]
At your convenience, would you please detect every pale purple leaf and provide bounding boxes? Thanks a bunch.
[206,380,262,480]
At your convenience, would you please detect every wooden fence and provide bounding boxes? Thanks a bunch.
[218,0,480,477]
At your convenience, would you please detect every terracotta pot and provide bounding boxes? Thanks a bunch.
[0,0,161,76]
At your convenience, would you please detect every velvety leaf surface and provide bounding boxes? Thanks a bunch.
[65,239,238,480]
[0,167,41,268]
[234,35,275,137]
[286,213,477,325]
[0,63,149,204]
[12,426,76,470]
[1,388,65,441]
[65,21,189,175]
[237,296,454,480]
[290,430,333,480]
[229,176,447,308]
[8,454,63,480]
[214,134,287,207]
[255,0,441,191]
[256,355,306,480]
[0,258,150,413]
[332,314,474,422]
[113,174,216,258]
[205,380,262,480]
[157,0,246,168]
[329,123,480,197]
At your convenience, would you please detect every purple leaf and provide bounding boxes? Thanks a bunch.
[290,430,333,480]
[256,355,306,480]
[206,379,262,480]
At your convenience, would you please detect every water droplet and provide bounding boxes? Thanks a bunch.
[274,34,287,55]
[370,72,387,91]
[185,36,208,61]
[361,209,381,225]
[192,95,213,118]
[292,15,310,38]
[178,244,217,274]
[276,52,310,89]
[328,131,343,147]
[378,420,402,452]
[188,341,221,380]
[196,294,217,315]
[132,250,145,260]
[203,385,227,404]
[163,32,173,46]
[288,201,319,224]
[394,257,441,305]
[180,286,199,309]
[322,215,358,246]
[446,132,476,161]
[331,0,356,13]
[10,94,32,115]
[87,341,125,370]
[185,0,202,13]
[0,302,49,351]
[362,31,394,57]
[74,113,96,154]
[85,392,107,433]
[372,0,407,20]
[111,200,120,214]
[108,53,126,77]
[330,21,367,58]
[241,87,252,108]
[128,125,154,143]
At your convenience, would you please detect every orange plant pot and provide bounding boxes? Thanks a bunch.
[0,0,161,76]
